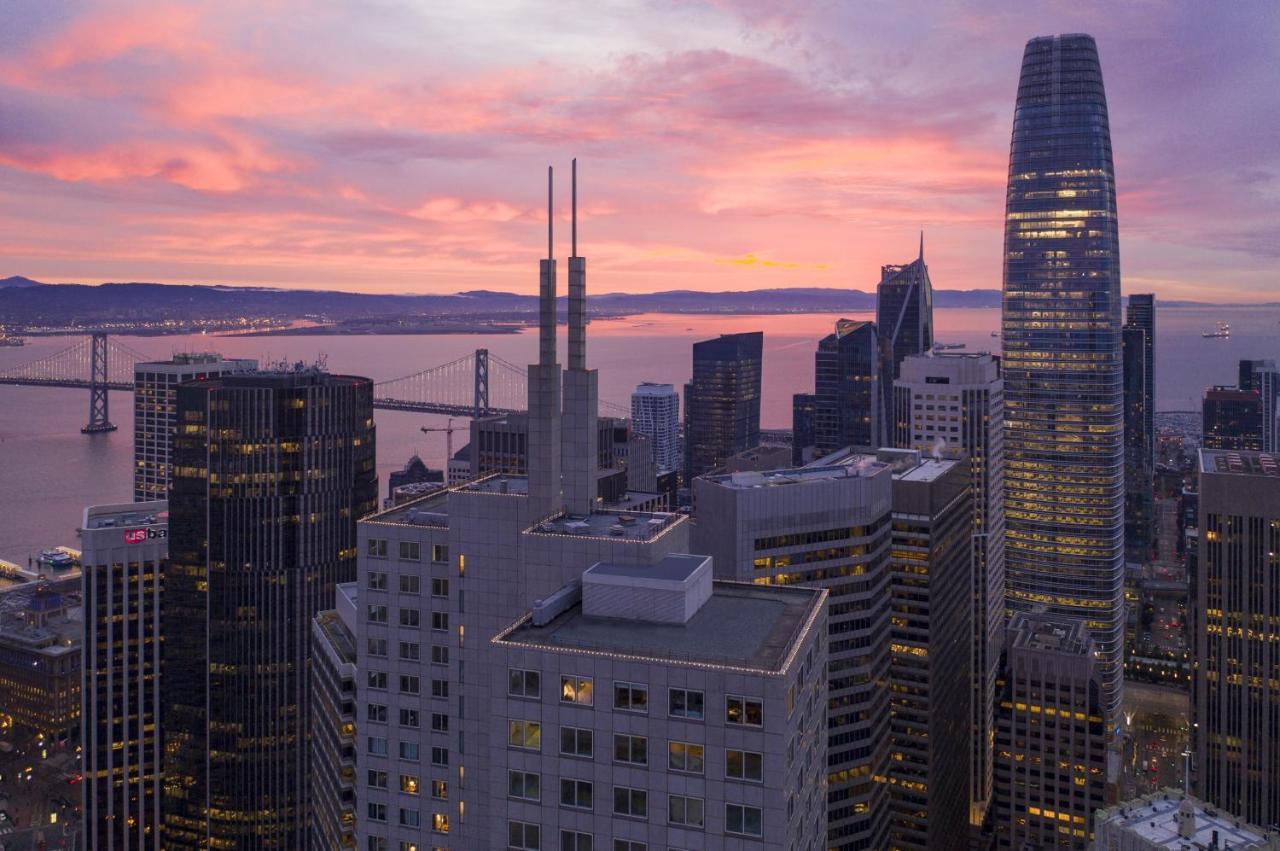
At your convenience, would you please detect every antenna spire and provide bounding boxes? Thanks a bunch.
[547,166,554,260]
[571,158,577,257]
[918,230,924,262]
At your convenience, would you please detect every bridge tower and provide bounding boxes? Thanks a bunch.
[81,332,118,434]
[473,348,489,418]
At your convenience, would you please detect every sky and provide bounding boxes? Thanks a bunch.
[0,1,1276,302]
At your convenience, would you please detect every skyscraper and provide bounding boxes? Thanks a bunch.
[162,369,377,849]
[630,382,680,472]
[683,331,763,481]
[801,318,879,458]
[1202,385,1263,450]
[132,353,256,501]
[1001,33,1126,716]
[876,236,934,440]
[1239,358,1279,452]
[81,500,168,851]
[309,582,358,851]
[1126,294,1155,466]
[1123,323,1153,561]
[894,352,1005,827]
[1194,448,1280,827]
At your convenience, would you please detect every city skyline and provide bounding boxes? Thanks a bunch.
[1,3,1277,302]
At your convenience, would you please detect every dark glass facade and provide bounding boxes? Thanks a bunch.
[1202,385,1263,450]
[876,248,933,440]
[811,319,880,456]
[1001,33,1125,715]
[1126,295,1155,465]
[162,371,377,849]
[1122,324,1152,561]
[791,392,817,465]
[683,331,763,480]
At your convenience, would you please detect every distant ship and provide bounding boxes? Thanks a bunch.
[933,342,966,350]
[0,330,24,346]
[990,331,1001,338]
[1201,322,1230,339]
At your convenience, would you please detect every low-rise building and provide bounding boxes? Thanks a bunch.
[1091,789,1278,850]
[0,583,81,737]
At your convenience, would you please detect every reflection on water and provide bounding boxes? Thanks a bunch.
[0,306,1276,562]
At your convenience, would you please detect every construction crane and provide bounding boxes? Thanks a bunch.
[420,417,460,476]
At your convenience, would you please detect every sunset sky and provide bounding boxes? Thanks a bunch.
[1,1,1276,301]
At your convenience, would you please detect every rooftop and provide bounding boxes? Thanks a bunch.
[315,609,356,664]
[1011,612,1092,656]
[83,500,167,531]
[703,458,886,490]
[364,490,451,527]
[1199,449,1280,477]
[527,508,684,542]
[495,579,825,674]
[1095,790,1276,849]
[0,585,82,655]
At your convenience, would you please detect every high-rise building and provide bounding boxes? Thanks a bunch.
[693,456,894,850]
[162,369,377,849]
[1001,33,1126,717]
[1239,358,1279,452]
[1126,295,1155,467]
[309,582,358,851]
[630,382,680,473]
[791,392,818,465]
[993,612,1108,851]
[1202,385,1263,450]
[80,500,168,851]
[132,353,256,501]
[876,236,934,440]
[1194,449,1280,826]
[879,449,972,851]
[683,331,763,481]
[1123,324,1154,561]
[893,351,1005,828]
[805,319,880,457]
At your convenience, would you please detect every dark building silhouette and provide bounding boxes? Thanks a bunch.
[162,369,377,849]
[1001,33,1126,716]
[1126,295,1155,463]
[791,392,817,465]
[876,237,933,440]
[387,454,441,498]
[1123,324,1153,561]
[1239,358,1279,452]
[683,331,763,480]
[1202,385,1263,450]
[808,319,880,458]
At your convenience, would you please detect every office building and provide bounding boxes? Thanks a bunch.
[894,352,1006,826]
[993,612,1108,851]
[1202,386,1263,450]
[1126,295,1155,469]
[693,456,894,850]
[877,237,934,440]
[1123,324,1154,561]
[132,353,256,501]
[310,582,358,851]
[1001,33,1126,717]
[791,392,818,465]
[1239,358,1279,452]
[879,449,972,851]
[802,319,881,458]
[683,331,763,481]
[1194,449,1280,827]
[1091,790,1278,851]
[0,582,80,737]
[631,382,680,473]
[162,368,377,849]
[80,500,168,851]
[488,556,829,849]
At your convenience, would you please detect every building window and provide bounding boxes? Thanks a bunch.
[368,638,388,657]
[613,682,648,713]
[668,688,704,720]
[612,842,645,851]
[560,675,594,705]
[509,821,541,850]
[508,719,542,751]
[509,770,541,802]
[430,645,448,664]
[613,786,647,819]
[367,737,388,756]
[560,778,593,810]
[367,802,387,822]
[368,568,388,588]
[399,641,420,661]
[400,574,420,594]
[400,774,419,795]
[725,804,762,837]
[368,671,387,690]
[430,812,447,833]
[726,695,763,727]
[367,604,388,624]
[560,830,593,851]
[399,608,420,628]
[367,703,388,723]
[367,769,388,788]
[431,577,449,597]
[400,708,420,729]
[430,746,449,767]
[431,713,448,732]
[398,742,419,761]
[432,544,449,563]
[560,726,593,758]
[399,675,420,695]
[431,612,449,631]
[431,679,449,699]
[668,795,704,828]
[367,838,386,851]
[726,749,764,782]
[399,541,421,561]
[431,780,447,800]
[368,539,388,558]
[613,734,647,766]
[667,741,704,774]
[509,669,542,699]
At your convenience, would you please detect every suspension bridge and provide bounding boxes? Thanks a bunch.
[0,333,626,433]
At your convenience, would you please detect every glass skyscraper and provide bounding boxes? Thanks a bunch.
[1001,33,1125,716]
[876,239,933,440]
[683,331,763,480]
